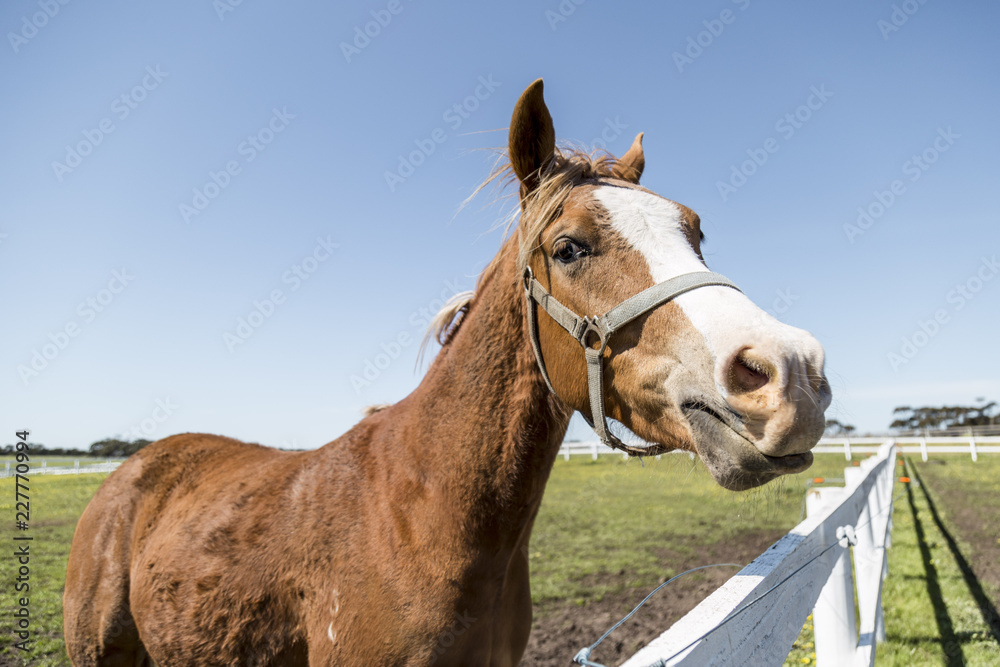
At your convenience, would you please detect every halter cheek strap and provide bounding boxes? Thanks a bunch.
[523,267,742,456]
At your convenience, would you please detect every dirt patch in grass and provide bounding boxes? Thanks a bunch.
[911,457,1000,649]
[522,529,785,666]
[915,460,1000,603]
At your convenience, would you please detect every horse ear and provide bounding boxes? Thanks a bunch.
[610,132,645,183]
[509,79,556,199]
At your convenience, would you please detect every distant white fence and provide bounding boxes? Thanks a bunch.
[620,440,897,667]
[813,436,998,462]
[558,436,998,462]
[1,460,122,478]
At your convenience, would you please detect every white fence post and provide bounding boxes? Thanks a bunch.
[970,437,978,462]
[920,438,928,462]
[846,467,879,650]
[843,438,852,461]
[807,488,857,666]
[591,442,598,461]
[874,456,890,643]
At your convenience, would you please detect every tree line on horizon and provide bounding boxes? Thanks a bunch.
[889,399,997,432]
[1,437,152,458]
[825,398,997,436]
[7,400,997,456]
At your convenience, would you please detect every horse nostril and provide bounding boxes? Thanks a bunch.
[727,349,773,394]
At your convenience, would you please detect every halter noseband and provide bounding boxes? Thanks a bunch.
[523,266,741,456]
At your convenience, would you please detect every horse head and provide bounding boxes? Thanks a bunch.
[510,79,831,491]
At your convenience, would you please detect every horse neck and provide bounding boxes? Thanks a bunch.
[404,236,571,539]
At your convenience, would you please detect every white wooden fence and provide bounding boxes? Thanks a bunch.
[813,436,998,462]
[558,436,998,462]
[1,460,122,478]
[619,440,897,667]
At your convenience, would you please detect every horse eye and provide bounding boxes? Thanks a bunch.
[554,240,588,264]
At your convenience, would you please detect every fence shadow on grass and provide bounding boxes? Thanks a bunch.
[903,466,965,667]
[908,462,1000,645]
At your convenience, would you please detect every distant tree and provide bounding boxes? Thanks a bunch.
[1,442,89,456]
[1,442,44,454]
[88,438,153,458]
[824,419,857,436]
[969,401,998,426]
[129,439,153,454]
[41,446,91,456]
[890,400,998,432]
[89,439,126,457]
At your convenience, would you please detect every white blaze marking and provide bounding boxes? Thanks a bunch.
[593,185,806,394]
[592,186,705,280]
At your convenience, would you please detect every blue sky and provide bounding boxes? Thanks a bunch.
[2,0,997,449]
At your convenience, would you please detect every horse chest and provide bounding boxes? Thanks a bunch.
[298,557,525,666]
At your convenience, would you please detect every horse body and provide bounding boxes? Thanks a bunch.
[65,79,831,665]
[65,231,569,666]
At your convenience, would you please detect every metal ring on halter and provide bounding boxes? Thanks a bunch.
[575,317,606,352]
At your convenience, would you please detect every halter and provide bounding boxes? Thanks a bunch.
[523,266,742,456]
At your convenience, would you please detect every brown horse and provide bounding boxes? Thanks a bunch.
[63,79,830,666]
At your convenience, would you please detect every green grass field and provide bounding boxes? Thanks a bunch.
[1,454,997,666]
[0,475,109,666]
[528,452,848,604]
[874,457,1000,666]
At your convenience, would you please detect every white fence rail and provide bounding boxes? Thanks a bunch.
[1,460,123,478]
[558,436,998,462]
[620,440,897,667]
[813,436,998,462]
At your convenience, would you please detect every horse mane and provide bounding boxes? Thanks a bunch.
[419,145,621,361]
